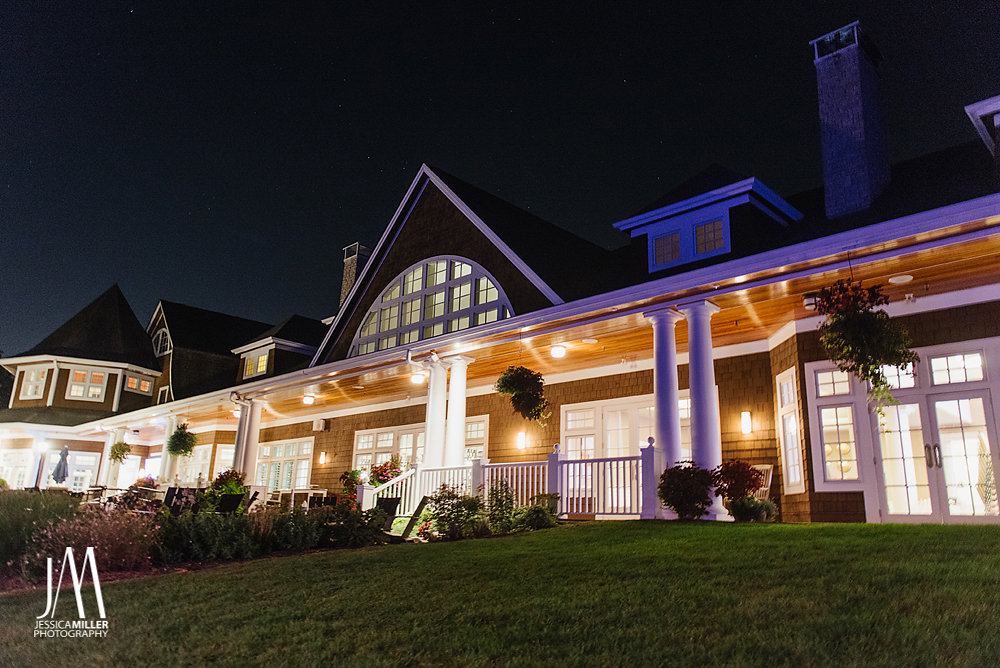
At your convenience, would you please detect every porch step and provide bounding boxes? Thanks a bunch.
[564,513,596,521]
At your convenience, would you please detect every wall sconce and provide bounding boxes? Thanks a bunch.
[302,394,316,405]
[550,345,566,359]
[741,411,752,435]
[802,293,818,311]
[319,451,327,464]
[516,431,528,450]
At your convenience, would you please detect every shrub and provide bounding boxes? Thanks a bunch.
[658,462,714,520]
[0,478,8,490]
[530,493,559,516]
[712,461,764,503]
[512,503,557,531]
[0,491,80,571]
[486,480,516,535]
[198,470,248,513]
[340,470,363,502]
[21,507,157,580]
[112,477,161,512]
[428,484,483,540]
[729,496,779,523]
[154,509,255,564]
[327,506,387,549]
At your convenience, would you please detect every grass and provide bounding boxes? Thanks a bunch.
[3,521,1000,666]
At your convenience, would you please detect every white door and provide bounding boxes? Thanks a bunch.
[875,390,1000,523]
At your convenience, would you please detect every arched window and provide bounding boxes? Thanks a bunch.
[152,328,172,357]
[349,256,513,357]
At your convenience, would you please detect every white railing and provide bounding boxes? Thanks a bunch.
[420,465,473,496]
[483,461,548,506]
[558,455,642,516]
[367,468,418,515]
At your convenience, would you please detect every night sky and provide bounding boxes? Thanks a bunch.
[3,2,998,357]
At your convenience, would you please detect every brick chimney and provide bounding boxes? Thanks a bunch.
[811,22,890,218]
[340,242,371,306]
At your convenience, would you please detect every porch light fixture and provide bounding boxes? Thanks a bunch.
[231,409,241,419]
[411,371,428,384]
[888,274,913,285]
[741,411,752,435]
[516,431,528,450]
[802,292,819,311]
[319,451,327,464]
[302,394,315,405]
[550,345,567,359]
[582,338,598,344]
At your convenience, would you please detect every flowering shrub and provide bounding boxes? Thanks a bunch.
[0,491,80,571]
[21,507,157,580]
[368,455,403,486]
[340,470,363,502]
[428,484,484,539]
[658,462,714,520]
[210,469,246,492]
[712,460,764,503]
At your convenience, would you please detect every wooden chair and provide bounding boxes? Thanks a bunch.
[752,465,774,501]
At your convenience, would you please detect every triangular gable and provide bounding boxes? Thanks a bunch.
[312,165,576,365]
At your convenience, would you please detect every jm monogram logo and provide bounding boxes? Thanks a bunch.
[37,546,106,620]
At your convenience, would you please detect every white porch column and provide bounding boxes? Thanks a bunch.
[238,400,262,476]
[678,300,728,520]
[98,427,126,487]
[443,355,473,468]
[423,359,448,468]
[160,416,178,485]
[645,307,684,468]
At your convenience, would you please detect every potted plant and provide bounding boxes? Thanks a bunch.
[494,365,550,425]
[166,423,198,457]
[816,279,919,413]
[109,441,131,464]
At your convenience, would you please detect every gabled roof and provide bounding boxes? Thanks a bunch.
[636,164,751,215]
[239,314,328,350]
[16,285,158,371]
[154,301,272,356]
[311,164,616,365]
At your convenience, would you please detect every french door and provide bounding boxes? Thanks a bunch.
[875,390,1000,523]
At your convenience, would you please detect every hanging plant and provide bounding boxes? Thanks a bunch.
[109,441,131,464]
[494,365,550,425]
[167,423,198,457]
[816,279,919,412]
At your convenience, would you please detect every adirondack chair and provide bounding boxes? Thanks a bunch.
[215,493,244,514]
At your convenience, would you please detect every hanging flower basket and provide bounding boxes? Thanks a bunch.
[816,279,919,412]
[167,423,198,457]
[494,365,550,425]
[109,441,131,464]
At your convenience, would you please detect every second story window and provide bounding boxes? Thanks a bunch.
[124,375,153,395]
[19,367,48,400]
[152,328,171,356]
[66,368,108,402]
[243,351,269,379]
[695,219,724,254]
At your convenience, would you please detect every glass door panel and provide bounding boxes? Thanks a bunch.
[934,397,999,517]
[877,403,934,518]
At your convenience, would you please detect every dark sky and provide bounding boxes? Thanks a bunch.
[2,2,997,357]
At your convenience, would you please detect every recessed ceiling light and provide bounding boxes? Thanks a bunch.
[888,274,913,285]
[302,395,315,405]
[582,338,598,344]
[410,371,428,385]
[352,385,365,390]
[550,345,567,359]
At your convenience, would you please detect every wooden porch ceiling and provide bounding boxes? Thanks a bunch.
[180,223,1000,428]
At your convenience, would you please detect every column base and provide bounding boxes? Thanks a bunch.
[701,498,733,522]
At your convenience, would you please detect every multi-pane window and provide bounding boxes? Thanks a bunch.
[350,256,513,357]
[695,219,724,254]
[776,369,804,494]
[816,370,851,396]
[930,353,984,385]
[352,418,488,471]
[243,351,269,378]
[882,363,916,389]
[152,328,171,356]
[19,367,48,400]
[255,440,313,492]
[653,232,681,265]
[820,406,858,481]
[561,395,691,460]
[124,375,153,394]
[465,420,487,462]
[66,368,108,401]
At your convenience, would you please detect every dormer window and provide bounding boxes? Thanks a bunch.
[66,367,108,402]
[152,328,171,356]
[349,256,513,357]
[18,367,48,400]
[653,232,681,265]
[124,374,153,395]
[695,219,724,254]
[243,350,269,379]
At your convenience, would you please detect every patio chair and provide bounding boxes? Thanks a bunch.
[752,465,774,501]
[374,496,401,531]
[243,490,259,513]
[215,493,244,514]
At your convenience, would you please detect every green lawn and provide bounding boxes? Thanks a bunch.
[3,521,1000,666]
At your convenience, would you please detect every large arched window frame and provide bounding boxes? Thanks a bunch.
[349,255,513,357]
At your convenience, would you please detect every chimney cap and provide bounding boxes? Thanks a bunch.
[810,21,881,64]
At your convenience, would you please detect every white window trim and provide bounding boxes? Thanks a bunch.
[64,365,111,403]
[775,367,806,495]
[18,366,49,401]
[559,392,693,460]
[255,436,315,491]
[351,416,490,471]
[646,203,732,272]
[157,386,171,405]
[349,255,513,357]
[242,348,272,379]
[152,328,172,357]
[123,373,154,395]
